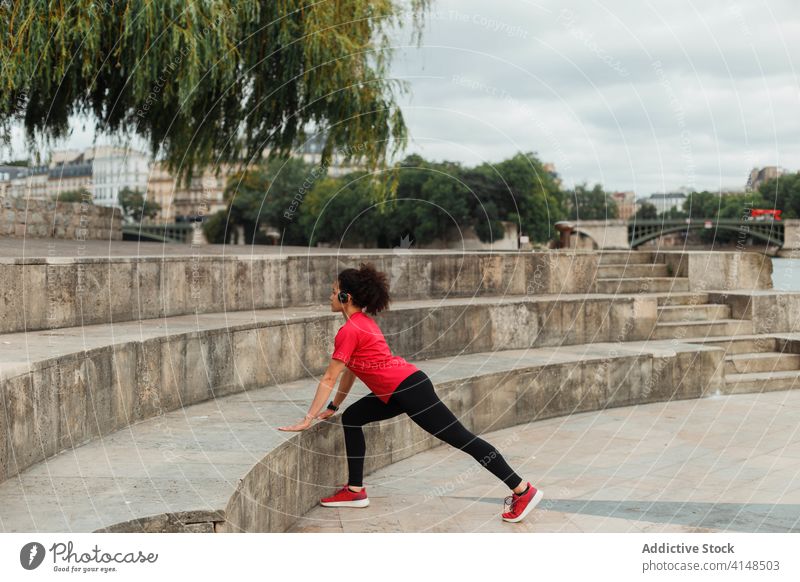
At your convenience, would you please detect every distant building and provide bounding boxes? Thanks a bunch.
[48,153,92,199]
[640,192,687,214]
[610,190,636,220]
[0,165,29,197]
[0,147,151,207]
[746,166,786,192]
[543,163,562,188]
[146,134,366,223]
[4,136,364,223]
[147,162,230,223]
[288,132,366,177]
[0,165,49,199]
[87,146,150,208]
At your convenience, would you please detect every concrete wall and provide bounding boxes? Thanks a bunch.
[0,250,772,335]
[708,291,800,334]
[417,220,520,250]
[662,251,773,291]
[571,220,629,250]
[781,220,800,252]
[0,196,121,240]
[0,251,772,333]
[0,252,600,334]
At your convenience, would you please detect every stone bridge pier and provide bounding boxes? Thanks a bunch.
[564,219,630,250]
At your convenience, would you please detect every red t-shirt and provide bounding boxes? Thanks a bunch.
[332,311,419,404]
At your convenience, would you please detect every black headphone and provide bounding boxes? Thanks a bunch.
[338,290,350,303]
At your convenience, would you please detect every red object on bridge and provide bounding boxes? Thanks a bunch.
[749,208,782,221]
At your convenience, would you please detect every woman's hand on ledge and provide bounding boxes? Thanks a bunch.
[277,416,314,432]
[316,409,335,421]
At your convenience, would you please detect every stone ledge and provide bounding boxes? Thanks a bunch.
[0,250,772,334]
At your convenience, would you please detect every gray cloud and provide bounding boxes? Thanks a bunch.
[390,0,800,194]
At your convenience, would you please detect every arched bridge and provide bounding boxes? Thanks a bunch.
[560,219,800,253]
[630,219,784,248]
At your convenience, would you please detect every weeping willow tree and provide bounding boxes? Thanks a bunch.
[0,0,428,188]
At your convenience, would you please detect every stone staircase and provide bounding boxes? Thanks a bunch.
[652,293,755,340]
[701,336,800,394]
[592,254,756,342]
[595,252,689,293]
[592,252,800,392]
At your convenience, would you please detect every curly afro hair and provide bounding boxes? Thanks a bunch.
[337,262,391,315]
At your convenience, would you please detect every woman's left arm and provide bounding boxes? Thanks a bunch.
[277,358,348,431]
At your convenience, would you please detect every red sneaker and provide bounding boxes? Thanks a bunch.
[502,482,543,523]
[320,484,369,508]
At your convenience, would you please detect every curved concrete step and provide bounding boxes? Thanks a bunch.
[595,277,689,294]
[598,252,663,265]
[0,290,673,483]
[0,340,722,533]
[725,352,800,375]
[291,390,800,533]
[725,369,800,394]
[1,288,789,486]
[597,264,668,278]
[655,292,710,306]
[680,335,780,354]
[0,250,601,335]
[657,304,732,322]
[652,319,754,340]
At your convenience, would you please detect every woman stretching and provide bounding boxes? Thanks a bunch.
[278,262,543,523]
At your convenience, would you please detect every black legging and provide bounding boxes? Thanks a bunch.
[341,369,524,489]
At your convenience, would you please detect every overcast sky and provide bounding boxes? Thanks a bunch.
[390,0,800,195]
[7,0,800,197]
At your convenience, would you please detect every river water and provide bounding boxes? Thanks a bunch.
[771,258,800,291]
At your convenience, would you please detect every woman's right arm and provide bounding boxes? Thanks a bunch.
[332,368,356,407]
[316,368,355,420]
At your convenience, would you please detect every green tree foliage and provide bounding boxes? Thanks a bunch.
[299,174,386,247]
[660,206,687,219]
[118,187,161,222]
[2,159,29,167]
[295,151,566,247]
[633,202,658,220]
[53,188,92,203]
[758,173,800,219]
[565,183,618,220]
[204,151,570,248]
[486,153,566,243]
[411,162,472,243]
[681,190,773,244]
[202,209,230,244]
[683,191,719,218]
[0,0,429,185]
[223,156,326,245]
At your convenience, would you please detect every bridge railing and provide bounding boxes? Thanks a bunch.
[122,222,196,243]
[628,218,784,248]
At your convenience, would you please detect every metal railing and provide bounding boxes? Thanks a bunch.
[122,222,196,243]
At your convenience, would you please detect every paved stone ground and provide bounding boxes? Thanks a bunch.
[290,390,800,533]
[0,238,502,258]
